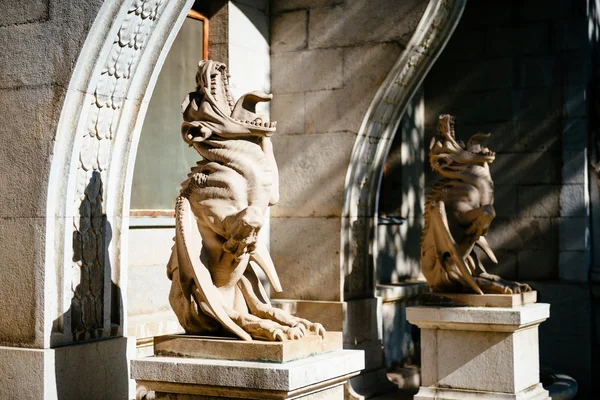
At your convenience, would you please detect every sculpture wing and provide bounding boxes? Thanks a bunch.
[175,196,252,340]
[475,236,498,264]
[428,200,483,295]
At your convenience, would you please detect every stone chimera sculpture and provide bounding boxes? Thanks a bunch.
[421,115,531,294]
[167,60,325,340]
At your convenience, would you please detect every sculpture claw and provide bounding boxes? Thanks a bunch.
[273,329,286,341]
[286,326,305,340]
[291,323,307,336]
[311,323,326,338]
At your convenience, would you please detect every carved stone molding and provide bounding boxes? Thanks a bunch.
[47,0,195,346]
[341,0,467,299]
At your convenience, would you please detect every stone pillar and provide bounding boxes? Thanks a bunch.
[407,299,550,400]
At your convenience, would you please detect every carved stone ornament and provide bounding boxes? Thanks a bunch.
[167,60,325,341]
[421,115,532,294]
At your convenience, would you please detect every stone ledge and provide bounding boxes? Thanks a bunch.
[423,291,537,308]
[415,383,549,400]
[138,376,347,400]
[407,303,550,332]
[131,349,364,392]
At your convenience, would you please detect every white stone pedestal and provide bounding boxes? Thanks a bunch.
[131,335,364,399]
[406,303,550,400]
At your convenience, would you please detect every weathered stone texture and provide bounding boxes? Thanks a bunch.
[490,153,561,185]
[308,0,426,49]
[271,10,307,53]
[0,0,103,89]
[272,132,355,218]
[558,251,588,282]
[494,185,518,218]
[272,48,343,93]
[0,218,43,345]
[562,150,586,184]
[558,218,588,251]
[270,217,342,301]
[479,249,518,281]
[0,0,48,27]
[270,92,305,134]
[560,184,587,217]
[303,43,402,134]
[0,86,63,218]
[517,186,560,218]
[488,218,558,252]
[272,0,343,13]
[0,346,45,399]
[517,250,558,281]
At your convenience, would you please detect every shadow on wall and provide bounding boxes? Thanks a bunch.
[269,0,429,301]
[378,91,425,284]
[52,171,128,399]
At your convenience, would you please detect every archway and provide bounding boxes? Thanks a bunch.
[342,0,467,299]
[340,0,467,395]
[47,0,196,347]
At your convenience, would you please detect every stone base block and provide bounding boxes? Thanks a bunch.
[424,291,537,307]
[407,303,549,399]
[151,384,345,399]
[0,336,134,400]
[414,383,549,400]
[132,349,364,399]
[154,332,342,363]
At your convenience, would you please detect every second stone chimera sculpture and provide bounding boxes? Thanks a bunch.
[421,115,531,294]
[167,60,325,341]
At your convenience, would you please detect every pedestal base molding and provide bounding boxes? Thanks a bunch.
[132,348,364,399]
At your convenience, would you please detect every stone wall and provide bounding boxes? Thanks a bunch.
[269,0,427,302]
[422,0,593,395]
[424,0,589,283]
[0,0,104,348]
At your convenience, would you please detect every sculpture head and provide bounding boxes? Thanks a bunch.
[431,114,495,171]
[181,60,276,143]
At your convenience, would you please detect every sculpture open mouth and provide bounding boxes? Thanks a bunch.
[199,60,277,134]
[466,133,495,160]
[437,114,495,163]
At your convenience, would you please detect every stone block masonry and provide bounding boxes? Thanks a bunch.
[270,0,426,302]
[269,1,428,397]
[423,0,593,396]
[424,0,590,285]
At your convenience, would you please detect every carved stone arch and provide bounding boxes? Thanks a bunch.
[341,0,467,299]
[46,0,195,347]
